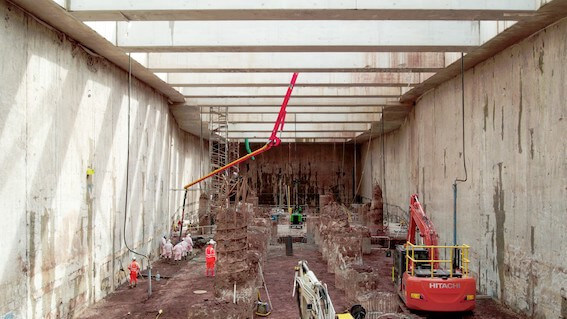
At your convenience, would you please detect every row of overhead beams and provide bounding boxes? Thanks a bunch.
[45,0,552,142]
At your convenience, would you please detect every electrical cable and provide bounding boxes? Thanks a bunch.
[452,52,468,246]
[381,108,387,221]
[455,52,468,183]
[123,53,147,260]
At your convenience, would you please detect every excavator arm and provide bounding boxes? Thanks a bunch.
[407,194,439,259]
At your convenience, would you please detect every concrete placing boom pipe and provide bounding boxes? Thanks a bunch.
[183,73,299,189]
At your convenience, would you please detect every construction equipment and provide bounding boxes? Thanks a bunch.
[392,194,476,312]
[290,205,304,229]
[293,260,366,319]
[183,73,298,190]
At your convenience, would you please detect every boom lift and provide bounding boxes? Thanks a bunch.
[293,260,366,319]
[393,194,476,312]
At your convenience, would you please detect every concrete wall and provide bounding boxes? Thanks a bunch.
[241,143,358,207]
[0,1,207,318]
[361,18,567,318]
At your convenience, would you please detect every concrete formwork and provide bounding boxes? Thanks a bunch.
[0,1,207,318]
[361,17,567,319]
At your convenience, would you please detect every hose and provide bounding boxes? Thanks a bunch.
[453,52,468,245]
[123,53,147,260]
[245,138,255,160]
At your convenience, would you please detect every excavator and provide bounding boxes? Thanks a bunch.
[293,260,366,319]
[392,194,476,312]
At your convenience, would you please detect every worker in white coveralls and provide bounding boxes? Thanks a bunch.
[173,241,184,262]
[184,234,193,256]
[164,239,173,259]
[160,236,167,258]
[180,240,188,259]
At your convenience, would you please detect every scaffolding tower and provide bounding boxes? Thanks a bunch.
[207,107,240,221]
[208,105,229,200]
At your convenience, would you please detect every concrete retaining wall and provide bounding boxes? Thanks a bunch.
[0,1,207,318]
[361,17,567,318]
[242,143,357,206]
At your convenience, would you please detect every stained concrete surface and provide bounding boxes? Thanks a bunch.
[0,1,207,317]
[361,16,567,319]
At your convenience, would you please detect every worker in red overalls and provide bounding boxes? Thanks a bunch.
[205,239,216,277]
[128,256,141,288]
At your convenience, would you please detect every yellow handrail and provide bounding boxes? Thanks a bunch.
[405,242,470,278]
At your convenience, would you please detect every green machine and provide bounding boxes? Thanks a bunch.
[290,205,303,229]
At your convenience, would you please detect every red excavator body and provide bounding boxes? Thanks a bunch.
[393,194,476,312]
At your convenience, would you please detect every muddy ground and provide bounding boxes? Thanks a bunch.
[261,243,350,319]
[79,252,214,319]
[262,243,525,319]
[79,243,526,319]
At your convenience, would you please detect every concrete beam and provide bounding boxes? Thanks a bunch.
[235,138,352,143]
[165,72,433,87]
[178,87,402,98]
[69,0,537,21]
[201,113,381,123]
[401,0,567,103]
[226,123,371,132]
[139,52,447,73]
[201,106,383,114]
[228,132,358,139]
[185,97,401,106]
[115,21,482,52]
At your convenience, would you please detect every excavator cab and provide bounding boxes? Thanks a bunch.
[393,246,432,289]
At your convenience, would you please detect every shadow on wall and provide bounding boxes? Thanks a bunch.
[0,1,198,317]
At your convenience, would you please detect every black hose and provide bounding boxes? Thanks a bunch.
[123,53,147,260]
[455,51,468,184]
[453,52,469,245]
[178,189,188,240]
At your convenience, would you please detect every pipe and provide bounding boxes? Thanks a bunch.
[183,73,298,189]
[179,189,188,239]
[453,183,458,245]
[184,143,270,189]
[123,53,151,296]
[148,260,152,297]
[453,52,468,245]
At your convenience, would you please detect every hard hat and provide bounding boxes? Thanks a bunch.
[208,239,216,245]
[132,256,136,260]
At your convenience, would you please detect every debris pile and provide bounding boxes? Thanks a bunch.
[356,185,385,236]
[214,204,256,312]
[313,193,398,314]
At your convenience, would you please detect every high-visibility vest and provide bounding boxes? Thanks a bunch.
[128,261,140,273]
[205,246,216,260]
